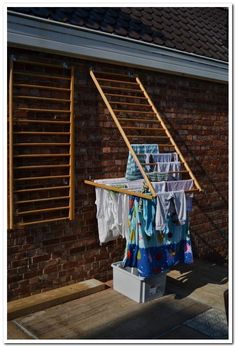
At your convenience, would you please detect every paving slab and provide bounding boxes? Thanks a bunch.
[184,308,228,339]
[8,279,105,320]
[167,260,228,312]
[8,259,229,340]
[14,288,209,339]
[159,325,211,339]
[7,321,33,340]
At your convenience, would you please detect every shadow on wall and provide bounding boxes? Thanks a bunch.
[155,108,228,262]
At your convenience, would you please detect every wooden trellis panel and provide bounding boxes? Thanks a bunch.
[85,70,202,197]
[8,58,75,229]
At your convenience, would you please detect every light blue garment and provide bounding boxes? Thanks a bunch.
[148,162,182,181]
[125,144,159,180]
[152,152,178,162]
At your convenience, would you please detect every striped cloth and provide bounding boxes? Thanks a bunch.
[125,144,159,180]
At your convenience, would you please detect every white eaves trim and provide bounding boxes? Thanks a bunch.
[7,12,228,83]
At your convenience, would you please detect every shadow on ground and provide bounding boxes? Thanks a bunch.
[166,261,228,300]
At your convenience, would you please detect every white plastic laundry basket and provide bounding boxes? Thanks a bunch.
[111,261,166,303]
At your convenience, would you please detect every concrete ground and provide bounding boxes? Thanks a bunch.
[7,259,228,341]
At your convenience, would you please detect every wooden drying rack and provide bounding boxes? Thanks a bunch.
[8,58,75,229]
[85,69,202,199]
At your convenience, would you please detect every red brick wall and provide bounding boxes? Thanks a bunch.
[7,48,228,301]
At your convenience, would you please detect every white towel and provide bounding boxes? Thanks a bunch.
[95,187,129,244]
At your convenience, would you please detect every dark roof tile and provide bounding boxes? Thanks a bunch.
[153,35,164,45]
[86,19,100,30]
[75,8,90,19]
[100,23,114,33]
[114,27,128,36]
[141,33,153,43]
[129,30,140,40]
[10,7,228,61]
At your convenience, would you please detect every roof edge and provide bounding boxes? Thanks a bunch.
[8,10,228,65]
[7,11,228,82]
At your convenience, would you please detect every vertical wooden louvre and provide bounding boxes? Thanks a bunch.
[85,70,202,196]
[8,58,75,228]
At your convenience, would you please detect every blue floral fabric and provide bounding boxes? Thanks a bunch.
[123,196,193,277]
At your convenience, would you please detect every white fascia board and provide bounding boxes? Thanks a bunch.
[7,12,228,83]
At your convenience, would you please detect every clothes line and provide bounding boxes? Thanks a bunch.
[84,180,153,200]
[84,179,199,199]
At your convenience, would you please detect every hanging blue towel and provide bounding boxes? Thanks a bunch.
[125,144,159,180]
[123,196,193,277]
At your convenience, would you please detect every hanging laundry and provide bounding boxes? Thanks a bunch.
[165,179,194,192]
[151,181,166,193]
[95,188,129,244]
[123,196,193,277]
[152,152,178,162]
[155,191,187,231]
[125,144,159,180]
[147,162,181,181]
[157,162,181,179]
[165,180,194,212]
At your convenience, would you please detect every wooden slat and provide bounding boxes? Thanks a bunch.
[69,66,75,220]
[101,85,142,92]
[17,206,69,216]
[127,135,169,139]
[14,185,70,193]
[15,119,70,124]
[84,180,153,200]
[14,131,70,135]
[113,109,154,114]
[110,101,151,107]
[141,162,180,166]
[97,78,137,85]
[14,84,70,91]
[15,59,70,69]
[90,70,157,197]
[123,126,164,131]
[9,59,14,229]
[118,117,156,123]
[14,95,70,102]
[17,107,70,113]
[146,170,187,174]
[14,154,70,158]
[93,71,136,79]
[17,216,69,227]
[14,175,70,181]
[136,77,202,192]
[7,279,106,320]
[14,164,69,170]
[106,93,146,99]
[14,71,70,80]
[15,196,70,204]
[14,143,70,146]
